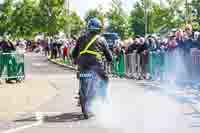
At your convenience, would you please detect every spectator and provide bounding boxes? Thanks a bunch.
[137,37,148,79]
[182,25,194,55]
[191,32,200,49]
[127,36,140,54]
[0,38,16,83]
[51,39,58,59]
[63,41,69,63]
[175,30,185,50]
[0,38,15,53]
[137,37,147,54]
[167,35,178,52]
[146,36,159,52]
[16,41,26,54]
[57,40,62,58]
[184,24,193,40]
[44,39,50,56]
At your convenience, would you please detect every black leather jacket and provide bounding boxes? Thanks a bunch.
[72,32,112,80]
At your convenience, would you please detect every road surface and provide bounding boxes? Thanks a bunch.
[0,52,200,133]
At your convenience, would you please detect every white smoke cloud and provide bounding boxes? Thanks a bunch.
[90,84,183,133]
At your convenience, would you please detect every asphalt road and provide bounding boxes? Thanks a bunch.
[1,52,200,133]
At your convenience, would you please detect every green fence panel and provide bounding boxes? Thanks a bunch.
[112,56,119,76]
[0,52,3,78]
[118,52,125,78]
[0,52,25,80]
[148,52,163,80]
[148,52,156,79]
[0,53,9,79]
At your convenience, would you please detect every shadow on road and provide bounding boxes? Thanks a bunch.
[14,116,37,122]
[14,112,84,123]
[43,112,84,123]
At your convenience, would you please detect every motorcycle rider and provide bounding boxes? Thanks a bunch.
[72,18,112,113]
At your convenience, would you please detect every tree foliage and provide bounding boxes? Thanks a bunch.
[192,0,200,30]
[0,0,84,38]
[70,11,84,36]
[129,0,186,36]
[107,0,129,39]
[1,0,200,39]
[84,8,105,23]
[0,0,13,36]
[129,2,145,36]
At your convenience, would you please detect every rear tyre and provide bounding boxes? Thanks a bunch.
[80,96,89,119]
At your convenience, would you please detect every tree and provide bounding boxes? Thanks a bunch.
[9,0,39,38]
[0,0,84,39]
[166,0,185,25]
[150,3,183,33]
[192,0,200,30]
[129,1,145,36]
[37,0,84,37]
[70,11,84,36]
[84,8,105,23]
[129,0,185,36]
[107,0,129,39]
[0,0,13,36]
[37,0,66,36]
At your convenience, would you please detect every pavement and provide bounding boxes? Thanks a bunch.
[0,52,199,133]
[0,79,58,120]
[47,57,77,71]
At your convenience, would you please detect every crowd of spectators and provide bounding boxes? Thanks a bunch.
[38,24,200,81]
[120,24,200,55]
[41,37,76,63]
[0,38,38,54]
[113,24,200,80]
[1,24,200,82]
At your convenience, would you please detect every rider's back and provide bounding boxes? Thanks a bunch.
[73,32,112,70]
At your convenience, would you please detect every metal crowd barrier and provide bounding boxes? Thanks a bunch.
[103,54,126,78]
[0,52,25,81]
[124,52,149,79]
[123,49,200,84]
[126,51,186,81]
[103,60,114,75]
[59,47,200,84]
[190,50,200,83]
[148,51,165,80]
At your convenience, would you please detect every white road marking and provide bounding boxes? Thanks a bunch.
[16,112,63,115]
[32,63,48,67]
[25,74,76,80]
[1,112,44,133]
[16,112,64,118]
[1,121,42,133]
[1,111,68,133]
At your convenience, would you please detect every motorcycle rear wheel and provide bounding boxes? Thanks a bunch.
[80,96,89,119]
